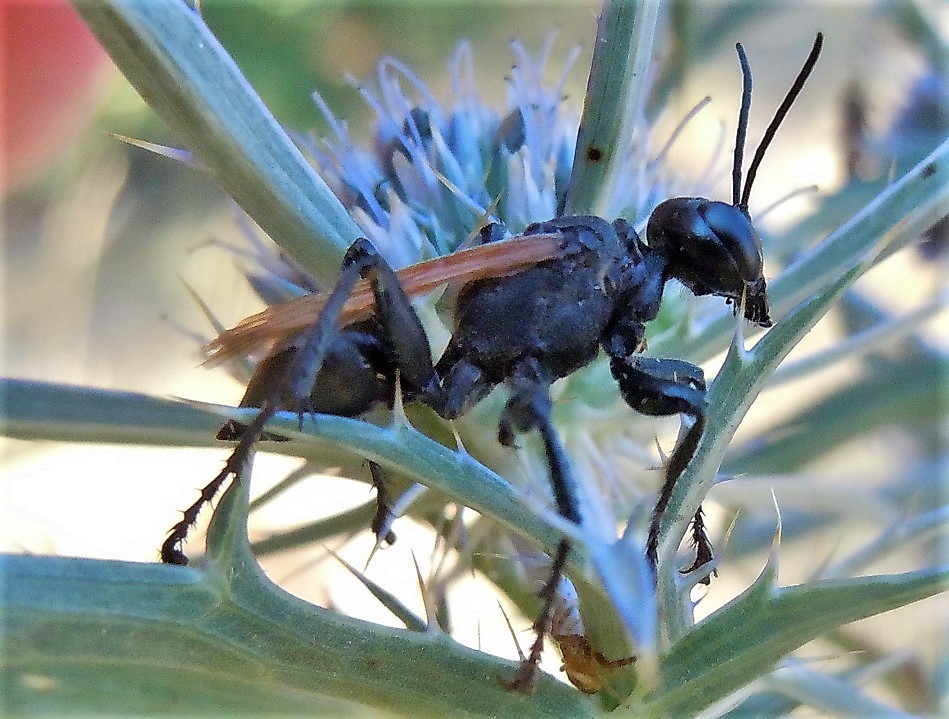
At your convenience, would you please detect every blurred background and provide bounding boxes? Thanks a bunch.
[3,0,945,703]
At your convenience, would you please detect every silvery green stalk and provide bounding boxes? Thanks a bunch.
[3,1,946,717]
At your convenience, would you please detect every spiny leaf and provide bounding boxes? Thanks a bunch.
[641,562,947,718]
[0,378,223,446]
[565,0,660,216]
[0,379,570,566]
[3,550,592,717]
[330,550,429,633]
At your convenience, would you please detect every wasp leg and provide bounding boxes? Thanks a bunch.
[160,384,285,564]
[678,504,716,584]
[162,238,409,565]
[498,358,582,693]
[435,346,496,419]
[605,350,711,580]
[318,241,448,549]
[436,353,582,689]
[351,243,444,406]
[217,348,296,441]
[499,359,582,526]
[368,461,397,546]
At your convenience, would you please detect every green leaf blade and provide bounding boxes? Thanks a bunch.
[644,565,948,718]
[4,553,593,718]
[564,0,660,216]
[663,140,949,364]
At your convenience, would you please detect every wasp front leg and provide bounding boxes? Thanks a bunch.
[604,337,712,581]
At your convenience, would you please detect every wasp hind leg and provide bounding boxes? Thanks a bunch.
[216,348,297,442]
[161,237,437,565]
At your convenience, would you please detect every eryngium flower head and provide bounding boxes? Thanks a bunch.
[238,39,701,535]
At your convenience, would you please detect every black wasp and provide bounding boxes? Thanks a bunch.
[162,34,823,692]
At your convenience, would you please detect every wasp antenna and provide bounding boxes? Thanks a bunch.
[733,42,753,207]
[740,32,823,209]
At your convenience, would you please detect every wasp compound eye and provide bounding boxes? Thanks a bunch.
[700,202,763,284]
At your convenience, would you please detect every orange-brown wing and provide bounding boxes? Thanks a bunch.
[204,233,563,365]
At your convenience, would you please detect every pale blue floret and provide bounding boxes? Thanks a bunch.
[302,41,588,270]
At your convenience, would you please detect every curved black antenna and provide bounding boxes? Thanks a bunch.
[733,43,753,207]
[740,32,824,209]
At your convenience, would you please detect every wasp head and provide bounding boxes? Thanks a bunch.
[647,197,771,327]
[645,33,824,331]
